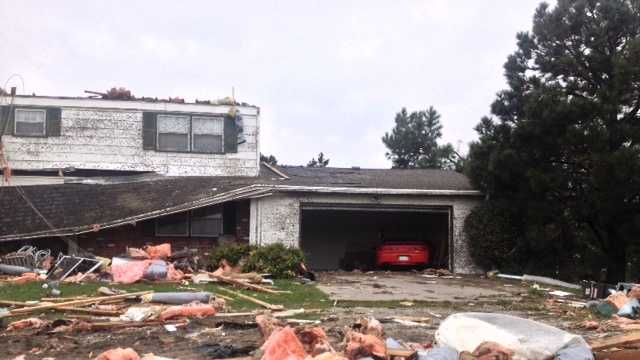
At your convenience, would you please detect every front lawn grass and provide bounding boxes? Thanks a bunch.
[0,279,331,313]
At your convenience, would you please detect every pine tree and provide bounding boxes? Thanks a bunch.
[382,106,459,169]
[307,152,330,167]
[466,0,640,282]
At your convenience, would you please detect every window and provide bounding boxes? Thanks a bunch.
[192,116,224,153]
[157,114,190,151]
[155,212,189,236]
[154,207,223,237]
[191,207,223,236]
[15,109,46,136]
[143,112,236,153]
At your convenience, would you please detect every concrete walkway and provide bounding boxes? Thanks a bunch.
[317,272,521,302]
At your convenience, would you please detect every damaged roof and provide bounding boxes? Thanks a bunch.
[0,176,268,241]
[0,164,479,241]
[276,165,475,191]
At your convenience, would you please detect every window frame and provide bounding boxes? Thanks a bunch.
[155,113,192,153]
[190,207,224,237]
[14,108,47,137]
[153,208,224,238]
[152,113,227,154]
[191,115,225,154]
[154,212,190,237]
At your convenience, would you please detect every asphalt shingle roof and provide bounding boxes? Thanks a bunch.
[0,165,477,240]
[278,165,475,191]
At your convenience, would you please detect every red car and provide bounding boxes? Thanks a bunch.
[376,242,430,267]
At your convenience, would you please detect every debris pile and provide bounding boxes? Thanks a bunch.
[253,312,595,360]
[0,243,241,287]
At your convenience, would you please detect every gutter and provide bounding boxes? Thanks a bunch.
[267,184,483,196]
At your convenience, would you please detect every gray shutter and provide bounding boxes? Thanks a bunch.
[223,114,238,153]
[142,112,157,150]
[46,108,62,136]
[0,105,14,136]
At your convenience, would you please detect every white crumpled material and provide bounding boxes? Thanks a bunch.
[435,312,592,360]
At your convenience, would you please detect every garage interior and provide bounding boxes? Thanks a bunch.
[300,204,450,270]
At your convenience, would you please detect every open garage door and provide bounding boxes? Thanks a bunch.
[300,203,450,271]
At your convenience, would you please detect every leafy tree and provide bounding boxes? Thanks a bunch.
[382,106,460,170]
[307,152,329,167]
[260,153,278,165]
[466,0,640,282]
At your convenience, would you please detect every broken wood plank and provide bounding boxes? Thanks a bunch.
[215,294,234,301]
[595,349,640,360]
[41,296,89,302]
[213,312,256,318]
[0,300,34,307]
[55,306,122,316]
[207,272,278,294]
[0,299,123,316]
[2,291,152,318]
[590,332,640,351]
[88,319,187,330]
[216,287,283,311]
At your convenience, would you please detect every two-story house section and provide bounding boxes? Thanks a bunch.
[0,95,259,177]
[0,93,484,274]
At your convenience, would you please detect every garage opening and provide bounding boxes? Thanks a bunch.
[300,204,450,271]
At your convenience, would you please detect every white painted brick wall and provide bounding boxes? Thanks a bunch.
[250,192,482,274]
[3,101,259,176]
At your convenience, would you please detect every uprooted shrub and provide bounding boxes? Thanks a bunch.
[209,243,254,268]
[244,243,306,279]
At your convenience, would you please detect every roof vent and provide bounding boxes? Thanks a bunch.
[351,166,361,170]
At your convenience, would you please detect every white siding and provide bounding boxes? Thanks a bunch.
[3,104,260,176]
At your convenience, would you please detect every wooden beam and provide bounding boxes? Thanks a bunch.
[207,272,278,294]
[590,332,640,351]
[216,287,283,311]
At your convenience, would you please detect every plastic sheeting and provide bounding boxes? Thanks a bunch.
[435,313,593,360]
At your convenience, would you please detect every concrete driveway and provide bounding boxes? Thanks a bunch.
[317,272,523,302]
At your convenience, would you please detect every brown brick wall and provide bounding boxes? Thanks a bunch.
[77,224,220,258]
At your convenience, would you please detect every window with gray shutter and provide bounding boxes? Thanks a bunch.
[157,114,190,151]
[192,116,224,153]
[15,108,46,136]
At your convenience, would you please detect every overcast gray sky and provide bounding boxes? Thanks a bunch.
[0,0,548,168]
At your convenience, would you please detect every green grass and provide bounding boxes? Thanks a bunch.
[0,280,331,313]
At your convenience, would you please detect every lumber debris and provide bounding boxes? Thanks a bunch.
[589,332,640,351]
[1,290,152,318]
[208,272,278,294]
[216,287,283,311]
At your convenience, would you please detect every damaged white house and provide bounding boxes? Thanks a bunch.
[0,94,482,273]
